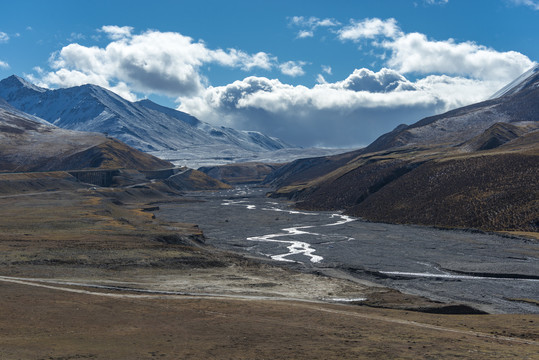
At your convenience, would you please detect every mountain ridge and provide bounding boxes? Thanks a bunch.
[0,75,290,154]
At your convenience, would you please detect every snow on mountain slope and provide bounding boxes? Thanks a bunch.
[0,75,290,155]
[490,64,539,99]
[0,96,51,125]
[364,66,539,152]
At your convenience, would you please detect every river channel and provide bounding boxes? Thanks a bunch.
[157,186,539,314]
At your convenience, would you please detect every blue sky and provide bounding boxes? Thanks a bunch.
[0,0,538,147]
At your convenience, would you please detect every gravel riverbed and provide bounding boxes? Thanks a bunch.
[157,186,539,314]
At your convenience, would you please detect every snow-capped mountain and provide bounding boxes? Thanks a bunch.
[0,75,290,156]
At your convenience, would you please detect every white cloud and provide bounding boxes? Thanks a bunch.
[290,16,340,28]
[509,0,539,10]
[289,16,341,39]
[316,74,327,84]
[322,65,332,75]
[99,25,134,40]
[333,68,416,92]
[337,18,534,82]
[0,60,9,69]
[383,32,534,80]
[297,30,314,38]
[68,32,86,41]
[38,27,276,98]
[0,32,9,43]
[223,50,275,71]
[338,18,402,41]
[424,0,449,5]
[279,61,307,77]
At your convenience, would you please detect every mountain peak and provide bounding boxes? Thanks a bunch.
[0,75,292,160]
[135,99,155,106]
[0,75,47,93]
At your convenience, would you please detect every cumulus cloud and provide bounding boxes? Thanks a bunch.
[279,61,307,77]
[177,68,503,147]
[322,65,332,75]
[509,0,539,10]
[383,32,534,80]
[334,68,416,92]
[0,32,9,43]
[99,25,134,40]
[338,18,402,41]
[337,18,534,82]
[297,30,314,39]
[38,27,277,99]
[0,60,9,69]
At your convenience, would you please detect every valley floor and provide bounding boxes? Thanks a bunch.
[0,186,537,359]
[1,279,538,360]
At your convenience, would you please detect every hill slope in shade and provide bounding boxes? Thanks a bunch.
[347,142,538,232]
[0,75,290,155]
[268,66,539,233]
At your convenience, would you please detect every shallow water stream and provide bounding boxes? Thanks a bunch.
[157,186,539,314]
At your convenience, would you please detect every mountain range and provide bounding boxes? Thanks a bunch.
[0,101,236,197]
[0,75,290,164]
[1,65,537,234]
[266,64,539,234]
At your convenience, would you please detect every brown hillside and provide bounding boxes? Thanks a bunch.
[0,107,172,172]
[43,138,173,171]
[273,135,538,233]
[348,152,538,232]
[462,122,536,152]
[263,149,364,188]
[268,68,539,234]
